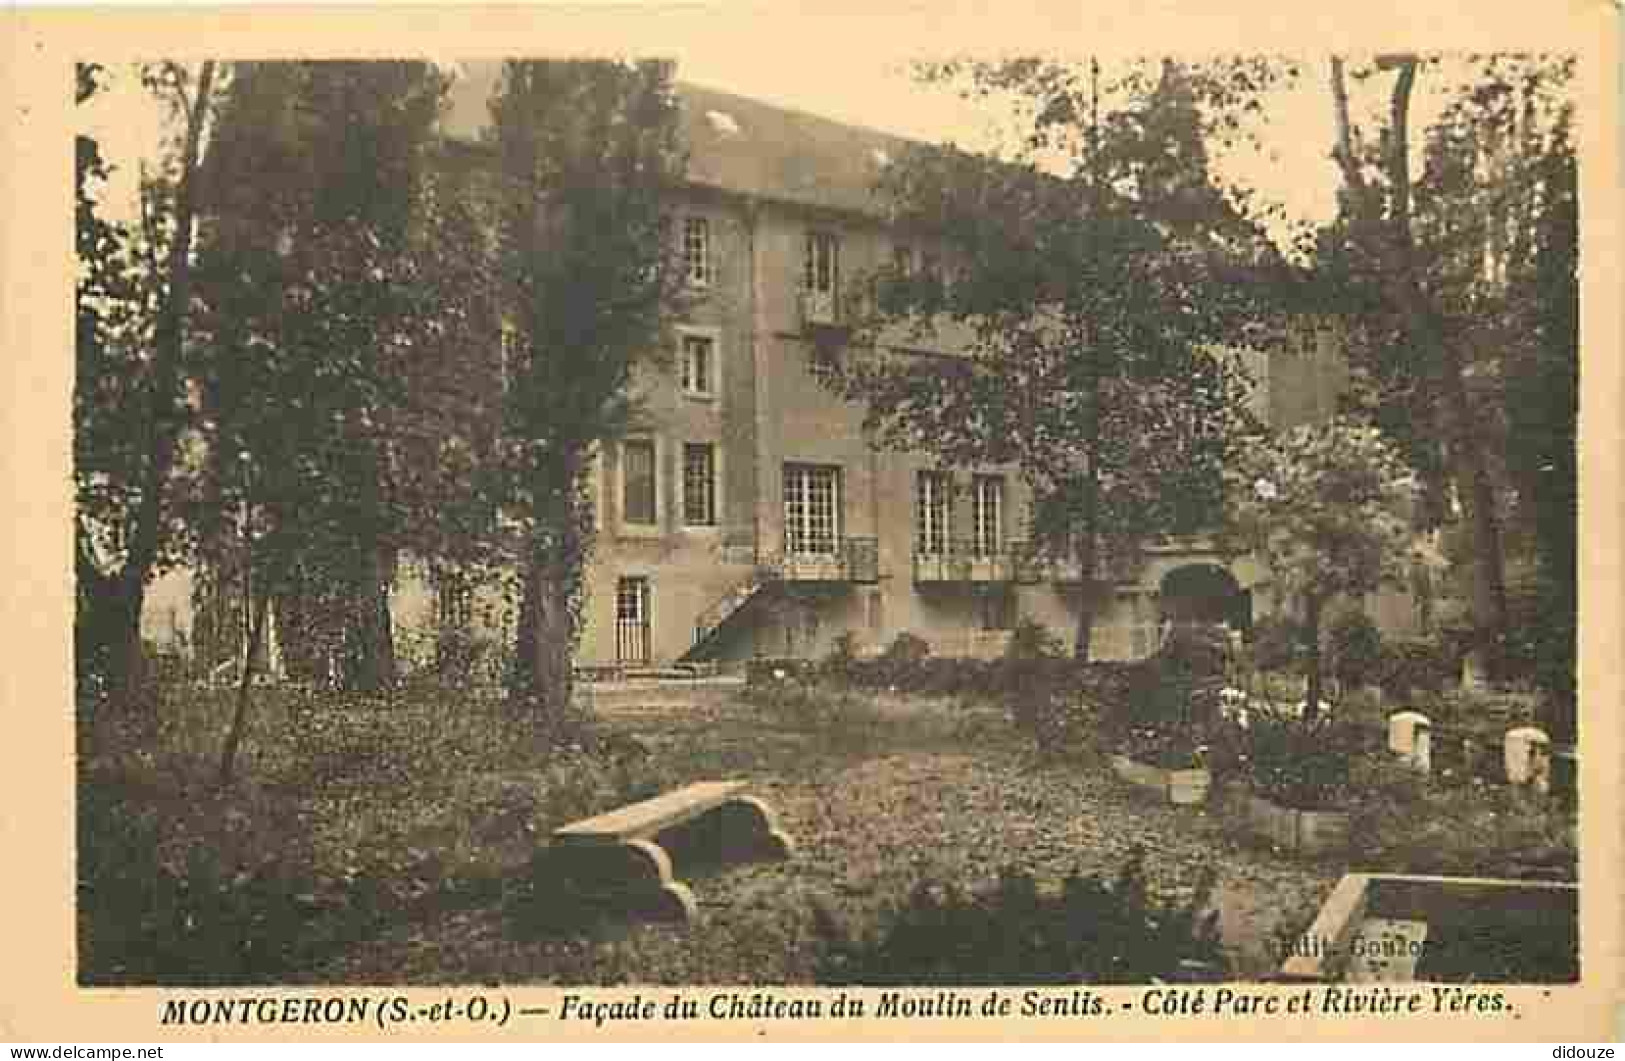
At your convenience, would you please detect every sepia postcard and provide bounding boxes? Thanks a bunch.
[1,0,1620,1043]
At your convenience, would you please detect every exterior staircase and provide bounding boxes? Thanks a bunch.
[681,573,770,663]
[678,536,879,663]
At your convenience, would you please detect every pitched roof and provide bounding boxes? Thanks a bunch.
[439,62,915,217]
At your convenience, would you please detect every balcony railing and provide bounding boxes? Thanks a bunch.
[615,618,652,666]
[761,536,879,583]
[799,288,842,331]
[1004,540,1143,584]
[912,539,1020,583]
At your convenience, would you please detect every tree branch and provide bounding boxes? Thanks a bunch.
[1328,56,1364,196]
[1387,55,1418,245]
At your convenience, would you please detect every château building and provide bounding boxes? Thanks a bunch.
[142,68,1415,678]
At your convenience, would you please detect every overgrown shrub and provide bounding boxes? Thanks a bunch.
[740,671,894,760]
[875,630,931,686]
[1005,618,1066,661]
[76,762,376,985]
[77,682,640,985]
[1501,582,1576,741]
[1157,624,1231,686]
[745,656,820,687]
[1346,754,1576,880]
[882,630,931,663]
[1006,675,1100,759]
[1102,629,1229,765]
[1228,707,1359,810]
[532,746,686,834]
[1379,638,1457,698]
[821,631,861,683]
[1328,610,1383,692]
[1249,614,1308,673]
[814,849,1225,985]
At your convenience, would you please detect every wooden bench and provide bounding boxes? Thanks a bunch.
[536,780,794,924]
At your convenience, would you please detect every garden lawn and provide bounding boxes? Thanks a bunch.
[306,683,1339,985]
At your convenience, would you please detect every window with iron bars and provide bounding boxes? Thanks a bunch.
[682,216,710,287]
[784,463,840,555]
[973,474,1005,557]
[916,470,951,556]
[683,442,717,527]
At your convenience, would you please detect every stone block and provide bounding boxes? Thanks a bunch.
[1505,726,1551,792]
[1388,710,1431,772]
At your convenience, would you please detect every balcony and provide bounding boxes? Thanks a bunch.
[1006,540,1142,584]
[799,288,843,333]
[760,536,878,584]
[912,540,1019,583]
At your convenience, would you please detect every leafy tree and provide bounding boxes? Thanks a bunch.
[75,61,220,705]
[76,62,141,699]
[1501,105,1577,734]
[1222,418,1435,718]
[191,61,459,783]
[836,58,1280,658]
[1319,54,1575,680]
[486,60,686,717]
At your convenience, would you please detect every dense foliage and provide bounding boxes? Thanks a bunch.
[1225,708,1359,811]
[1326,610,1383,692]
[1100,624,1231,768]
[832,58,1278,658]
[815,849,1224,985]
[1316,55,1577,693]
[75,62,219,704]
[488,60,687,718]
[1222,418,1434,717]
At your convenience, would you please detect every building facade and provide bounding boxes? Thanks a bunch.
[429,71,1285,669]
[141,70,1421,676]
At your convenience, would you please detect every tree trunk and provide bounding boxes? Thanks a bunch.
[1450,427,1511,672]
[1072,316,1105,661]
[1303,594,1325,723]
[74,528,125,702]
[1328,54,1510,676]
[1072,580,1096,660]
[1071,471,1101,660]
[509,451,586,719]
[531,550,576,710]
[509,543,577,718]
[218,551,276,790]
[111,60,218,704]
[345,544,397,692]
[1072,62,1106,664]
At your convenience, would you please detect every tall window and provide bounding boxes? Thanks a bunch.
[783,464,840,555]
[622,440,656,526]
[680,334,714,397]
[682,216,710,287]
[916,471,951,556]
[614,576,651,664]
[804,231,840,295]
[973,475,1005,556]
[616,576,649,623]
[683,443,717,527]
